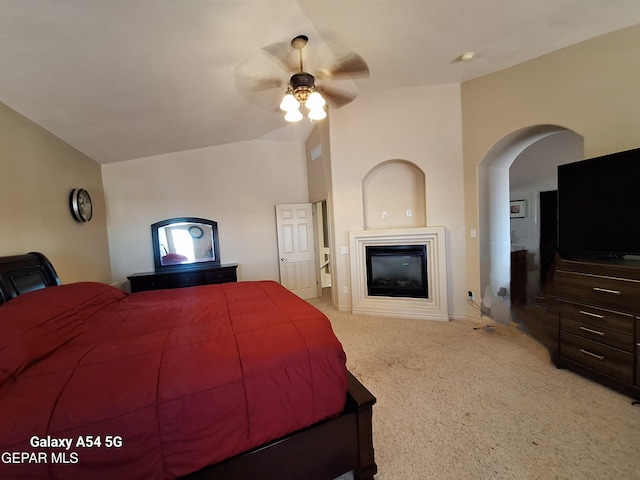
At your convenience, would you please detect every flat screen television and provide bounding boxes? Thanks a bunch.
[557,147,640,260]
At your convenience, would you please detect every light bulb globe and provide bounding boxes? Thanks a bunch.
[308,108,327,121]
[280,93,300,112]
[306,91,326,110]
[285,108,303,122]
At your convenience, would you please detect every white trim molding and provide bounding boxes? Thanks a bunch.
[349,227,449,321]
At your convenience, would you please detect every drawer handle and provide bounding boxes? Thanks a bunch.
[579,349,604,361]
[592,287,621,295]
[579,326,605,336]
[579,310,604,319]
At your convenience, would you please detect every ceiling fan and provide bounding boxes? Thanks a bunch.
[235,35,369,122]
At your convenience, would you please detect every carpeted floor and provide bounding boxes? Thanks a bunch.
[308,292,640,480]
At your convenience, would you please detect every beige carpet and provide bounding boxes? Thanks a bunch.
[308,292,640,480]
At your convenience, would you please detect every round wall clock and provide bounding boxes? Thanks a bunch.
[188,226,204,239]
[69,188,93,222]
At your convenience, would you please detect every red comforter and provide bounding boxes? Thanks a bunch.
[0,281,347,479]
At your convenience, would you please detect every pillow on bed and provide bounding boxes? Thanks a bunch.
[0,282,126,385]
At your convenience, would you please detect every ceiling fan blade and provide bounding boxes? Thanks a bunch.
[234,47,292,111]
[261,41,298,74]
[237,87,284,112]
[237,75,284,94]
[317,85,358,109]
[235,69,286,111]
[317,52,370,80]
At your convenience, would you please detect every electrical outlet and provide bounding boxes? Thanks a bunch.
[467,290,474,302]
[340,246,349,254]
[406,209,412,217]
[381,211,387,218]
[343,286,348,294]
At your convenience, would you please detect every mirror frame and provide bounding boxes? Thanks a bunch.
[151,217,221,273]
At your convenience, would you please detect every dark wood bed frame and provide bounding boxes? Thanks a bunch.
[0,252,377,480]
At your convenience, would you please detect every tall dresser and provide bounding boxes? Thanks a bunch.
[550,258,640,399]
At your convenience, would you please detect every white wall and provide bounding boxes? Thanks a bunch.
[328,84,468,319]
[102,139,308,283]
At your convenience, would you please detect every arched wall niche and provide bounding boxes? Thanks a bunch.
[362,159,426,229]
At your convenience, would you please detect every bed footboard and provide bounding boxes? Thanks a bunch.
[345,372,377,480]
[181,372,376,480]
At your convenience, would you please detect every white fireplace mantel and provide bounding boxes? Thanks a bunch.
[349,227,449,321]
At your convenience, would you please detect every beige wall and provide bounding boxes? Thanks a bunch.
[0,102,111,283]
[362,161,426,229]
[305,118,332,204]
[461,23,640,306]
[328,84,468,318]
[102,139,308,283]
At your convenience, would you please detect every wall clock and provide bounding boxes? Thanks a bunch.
[69,188,93,222]
[189,226,204,239]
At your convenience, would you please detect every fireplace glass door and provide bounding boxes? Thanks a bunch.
[366,245,428,298]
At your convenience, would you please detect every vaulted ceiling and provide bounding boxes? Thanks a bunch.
[2,1,640,164]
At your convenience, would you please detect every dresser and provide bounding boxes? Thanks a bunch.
[128,263,238,293]
[551,258,640,398]
[510,249,527,305]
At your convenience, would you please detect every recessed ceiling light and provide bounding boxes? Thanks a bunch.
[457,52,475,62]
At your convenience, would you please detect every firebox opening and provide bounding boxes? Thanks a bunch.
[365,245,428,298]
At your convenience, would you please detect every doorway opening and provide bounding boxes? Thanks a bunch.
[538,190,557,287]
[314,200,332,298]
[478,125,583,323]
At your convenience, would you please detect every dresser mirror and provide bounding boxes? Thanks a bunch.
[151,217,220,272]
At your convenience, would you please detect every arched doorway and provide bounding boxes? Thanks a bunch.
[477,125,583,323]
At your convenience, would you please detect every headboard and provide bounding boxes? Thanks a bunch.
[0,252,61,305]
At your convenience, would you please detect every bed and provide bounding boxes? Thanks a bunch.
[0,252,376,480]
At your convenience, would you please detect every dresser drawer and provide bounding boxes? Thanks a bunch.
[560,332,634,384]
[636,318,640,387]
[204,268,237,284]
[558,300,634,334]
[169,272,204,288]
[561,317,633,351]
[554,269,640,312]
[129,275,170,293]
[637,342,640,387]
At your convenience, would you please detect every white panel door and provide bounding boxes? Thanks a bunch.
[276,203,317,299]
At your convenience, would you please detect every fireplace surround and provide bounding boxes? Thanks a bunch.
[349,227,449,321]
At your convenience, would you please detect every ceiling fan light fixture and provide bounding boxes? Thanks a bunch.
[280,90,300,111]
[284,108,303,122]
[305,91,326,110]
[281,85,327,122]
[280,37,332,122]
[308,107,327,121]
[239,34,369,120]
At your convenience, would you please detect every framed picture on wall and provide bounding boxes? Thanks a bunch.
[510,200,526,218]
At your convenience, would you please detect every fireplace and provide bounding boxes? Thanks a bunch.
[349,227,449,321]
[366,245,428,298]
